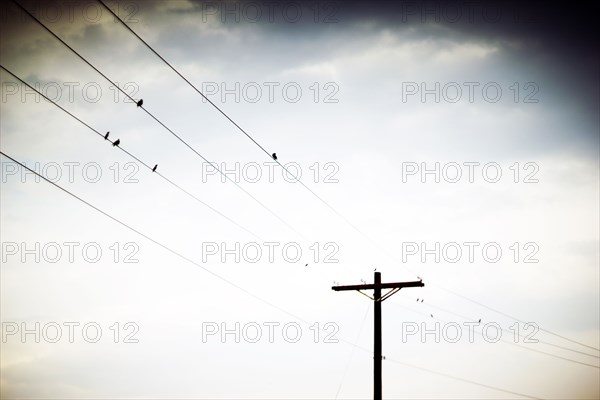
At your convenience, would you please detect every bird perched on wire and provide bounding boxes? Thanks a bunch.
[136,99,143,107]
[272,152,277,161]
[152,164,157,172]
[104,131,110,140]
[113,139,120,147]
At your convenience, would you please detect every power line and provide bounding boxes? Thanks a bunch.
[0,150,546,400]
[394,292,600,359]
[10,0,305,240]
[0,150,309,323]
[389,299,599,369]
[436,285,600,352]
[0,64,263,242]
[92,0,600,355]
[385,357,542,400]
[331,319,544,399]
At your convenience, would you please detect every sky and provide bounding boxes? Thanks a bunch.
[0,0,598,399]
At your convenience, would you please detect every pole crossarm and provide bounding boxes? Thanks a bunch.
[332,280,424,292]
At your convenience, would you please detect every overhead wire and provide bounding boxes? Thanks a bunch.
[388,298,599,369]
[0,64,263,242]
[0,150,309,324]
[394,291,600,359]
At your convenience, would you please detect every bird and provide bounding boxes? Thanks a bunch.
[104,131,109,140]
[430,314,433,318]
[152,164,157,172]
[478,319,481,323]
[416,298,419,302]
[136,99,143,107]
[305,263,308,267]
[272,152,277,160]
[113,139,120,147]
[374,268,377,272]
[421,299,424,303]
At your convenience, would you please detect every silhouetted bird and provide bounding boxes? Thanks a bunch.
[152,164,157,172]
[104,131,109,140]
[272,152,277,160]
[113,139,120,147]
[430,314,433,318]
[305,263,308,267]
[421,299,424,303]
[137,99,143,107]
[416,298,419,302]
[478,319,481,323]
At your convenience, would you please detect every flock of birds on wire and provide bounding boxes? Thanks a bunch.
[102,98,279,175]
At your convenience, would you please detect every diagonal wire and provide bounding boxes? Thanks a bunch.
[389,299,599,369]
[396,292,599,359]
[0,150,308,323]
[436,285,600,352]
[0,65,263,241]
[385,356,542,400]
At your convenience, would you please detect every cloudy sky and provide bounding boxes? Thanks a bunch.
[1,0,598,399]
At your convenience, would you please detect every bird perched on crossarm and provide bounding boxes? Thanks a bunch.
[113,139,120,147]
[137,99,143,107]
[152,164,157,172]
[272,152,277,161]
[104,131,109,140]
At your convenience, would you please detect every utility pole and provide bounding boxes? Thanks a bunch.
[332,272,424,400]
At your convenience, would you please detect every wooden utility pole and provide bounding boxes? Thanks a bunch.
[332,272,424,400]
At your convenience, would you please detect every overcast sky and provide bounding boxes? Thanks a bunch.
[1,0,598,399]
